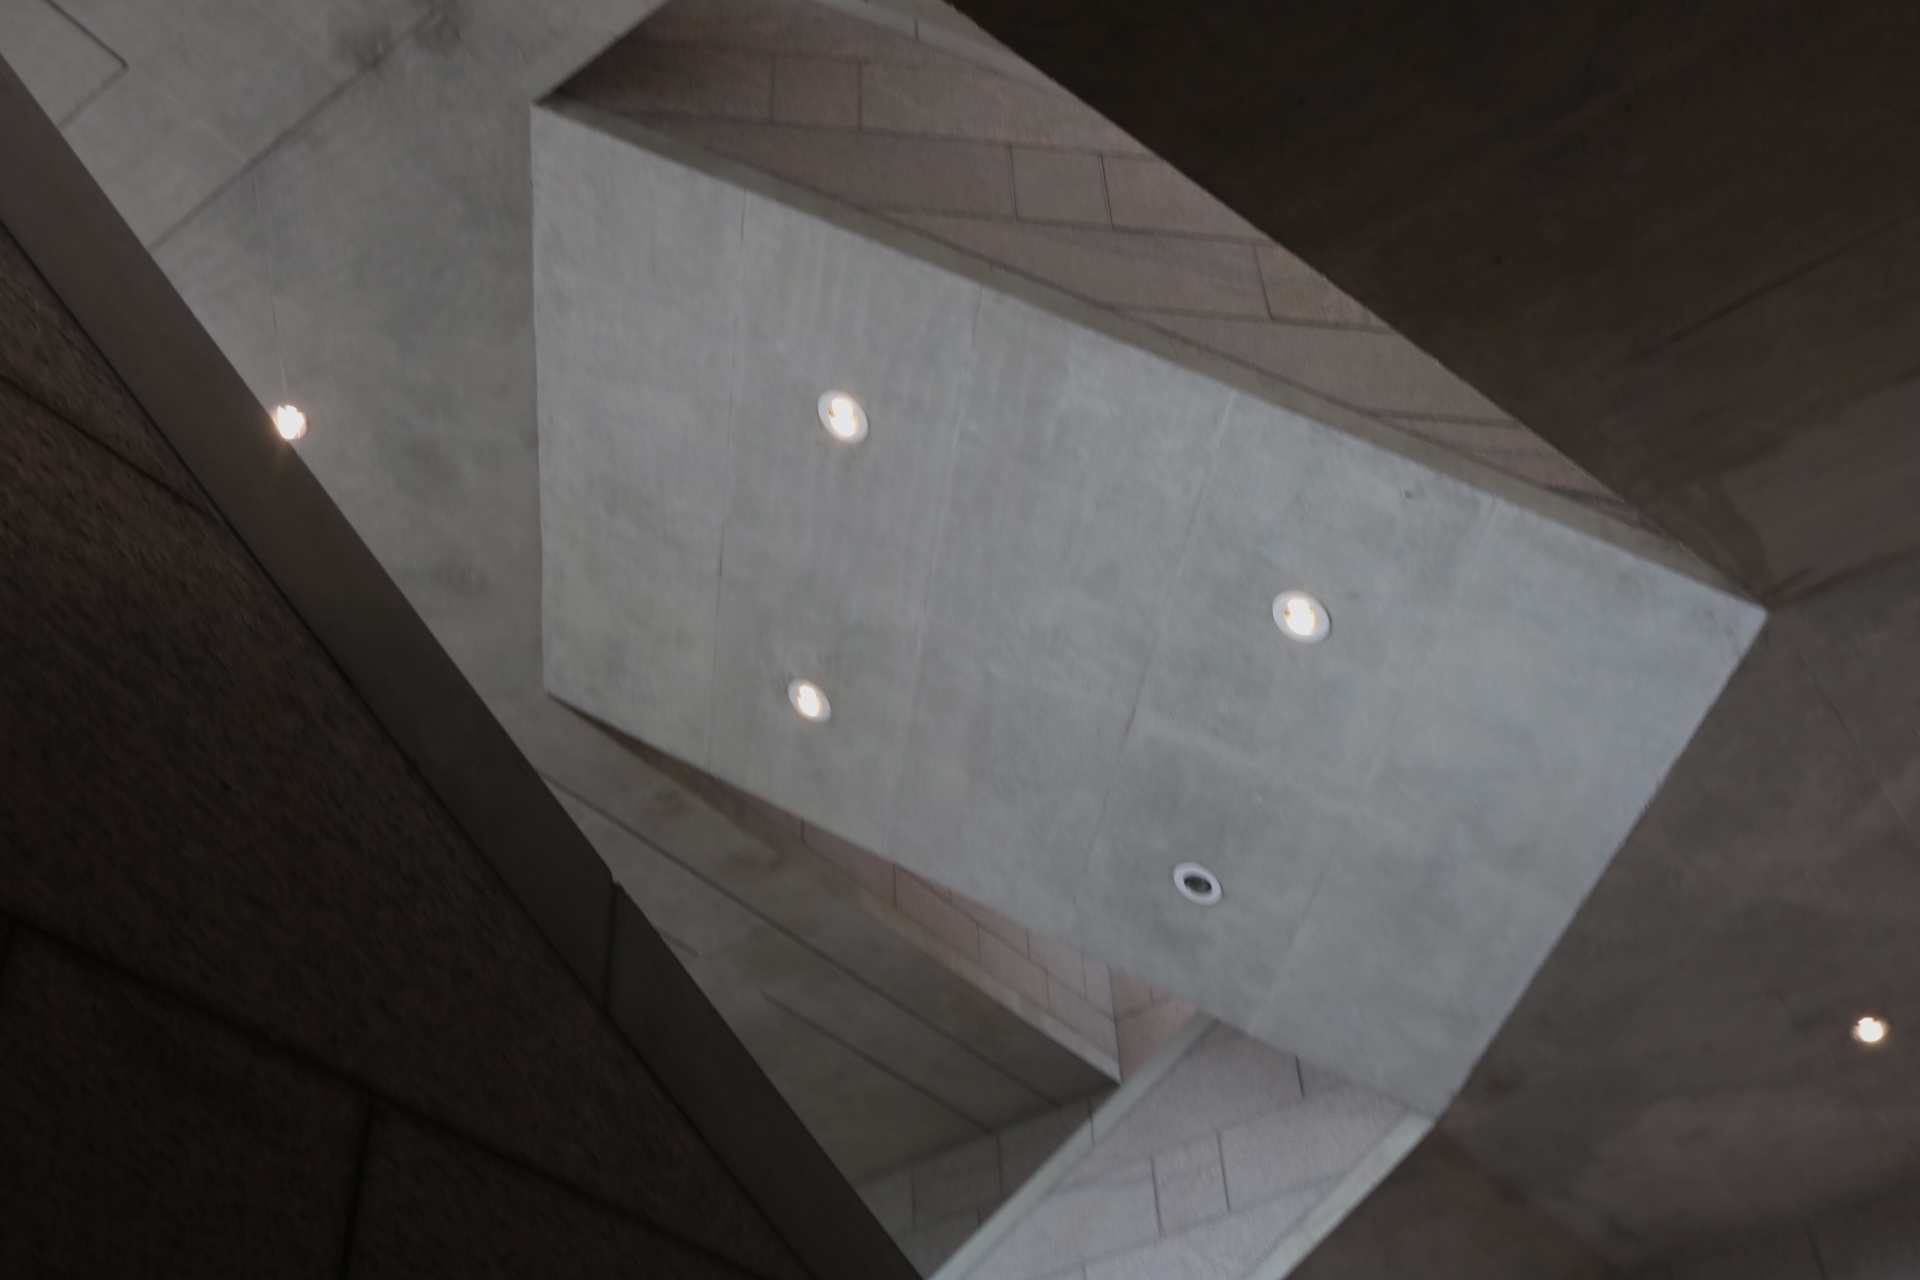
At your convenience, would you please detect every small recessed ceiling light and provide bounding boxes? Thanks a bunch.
[818,391,868,444]
[787,678,831,723]
[272,404,307,441]
[1173,862,1222,906]
[1272,591,1329,644]
[1853,1016,1889,1046]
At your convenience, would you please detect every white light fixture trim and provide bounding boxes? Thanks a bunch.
[1173,862,1222,906]
[272,404,308,441]
[1273,591,1329,644]
[787,678,831,723]
[817,391,868,443]
[1854,1015,1889,1046]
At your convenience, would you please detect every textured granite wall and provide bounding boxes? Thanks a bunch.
[0,214,810,1275]
[935,1020,1422,1280]
[856,1101,1098,1275]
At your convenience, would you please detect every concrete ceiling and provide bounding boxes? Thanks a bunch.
[0,0,1116,1187]
[531,103,1761,1117]
[935,0,1920,609]
[919,0,1920,1267]
[17,0,1920,1270]
[559,0,1637,524]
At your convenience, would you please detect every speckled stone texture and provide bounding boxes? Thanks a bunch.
[0,218,809,1277]
[0,931,366,1279]
[0,228,210,514]
[348,1111,764,1280]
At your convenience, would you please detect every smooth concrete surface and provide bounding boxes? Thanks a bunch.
[568,0,1633,520]
[532,105,1765,1115]
[0,0,1113,1186]
[915,0,1920,1268]
[926,1018,1424,1280]
[932,0,1920,607]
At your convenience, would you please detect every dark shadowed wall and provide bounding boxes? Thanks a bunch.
[0,171,822,1280]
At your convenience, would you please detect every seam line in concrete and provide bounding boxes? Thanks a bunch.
[145,1,451,252]
[549,100,1732,594]
[933,1013,1214,1280]
[0,912,757,1272]
[762,989,994,1133]
[1242,1112,1431,1280]
[0,371,217,520]
[333,1100,379,1279]
[545,775,1060,1107]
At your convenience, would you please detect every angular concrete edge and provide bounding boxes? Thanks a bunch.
[0,53,609,1005]
[1246,1113,1433,1280]
[540,98,1744,601]
[932,1013,1215,1280]
[0,52,913,1280]
[609,893,919,1280]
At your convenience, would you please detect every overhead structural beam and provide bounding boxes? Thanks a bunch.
[0,49,915,1280]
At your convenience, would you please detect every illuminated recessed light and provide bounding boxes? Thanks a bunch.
[1173,862,1221,906]
[787,678,831,723]
[817,391,868,444]
[1272,591,1329,644]
[272,404,307,441]
[1853,1016,1889,1046]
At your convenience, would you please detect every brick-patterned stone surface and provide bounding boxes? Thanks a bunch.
[560,0,1632,518]
[708,776,1174,1086]
[959,1024,1409,1280]
[858,1098,1098,1277]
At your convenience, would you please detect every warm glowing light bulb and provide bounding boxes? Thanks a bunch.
[272,404,307,441]
[1854,1016,1888,1045]
[1272,591,1329,644]
[787,678,830,722]
[817,391,867,443]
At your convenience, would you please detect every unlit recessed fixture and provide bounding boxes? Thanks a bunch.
[1853,1015,1889,1046]
[1272,591,1329,644]
[818,391,868,443]
[787,678,831,723]
[272,404,307,441]
[1173,862,1222,906]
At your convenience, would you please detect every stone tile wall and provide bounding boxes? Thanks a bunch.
[560,0,1634,521]
[857,1102,1100,1275]
[726,782,1194,1082]
[859,1019,1423,1280]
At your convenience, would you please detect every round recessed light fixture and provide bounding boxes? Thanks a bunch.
[1272,591,1329,644]
[818,391,868,444]
[787,678,831,723]
[272,404,308,441]
[1173,862,1222,906]
[1853,1015,1889,1046]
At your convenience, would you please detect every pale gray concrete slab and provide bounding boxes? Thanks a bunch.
[533,109,1766,1114]
[33,0,1118,1195]
[939,1020,1420,1280]
[915,1135,1002,1223]
[534,105,757,760]
[1068,1025,1303,1186]
[0,0,121,125]
[1087,1187,1319,1280]
[1153,1136,1228,1234]
[1221,1087,1404,1209]
[972,1170,1160,1280]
